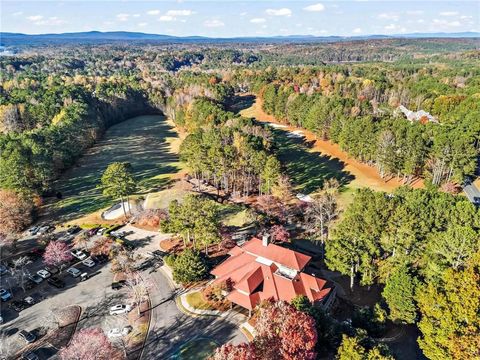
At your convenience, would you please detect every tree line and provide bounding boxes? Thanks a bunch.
[325,187,480,358]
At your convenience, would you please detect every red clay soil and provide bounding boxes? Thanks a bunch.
[242,96,424,193]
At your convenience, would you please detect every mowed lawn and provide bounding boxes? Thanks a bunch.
[46,115,181,221]
[272,129,354,194]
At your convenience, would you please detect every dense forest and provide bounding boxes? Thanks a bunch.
[0,39,479,359]
[248,60,480,186]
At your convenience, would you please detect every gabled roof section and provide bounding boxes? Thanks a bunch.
[241,237,311,271]
[210,237,333,311]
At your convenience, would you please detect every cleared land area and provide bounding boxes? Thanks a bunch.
[44,115,182,222]
[240,96,424,195]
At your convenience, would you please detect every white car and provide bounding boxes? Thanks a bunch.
[107,326,132,338]
[59,234,74,242]
[70,250,87,260]
[29,274,43,284]
[97,228,106,235]
[37,270,51,279]
[67,267,81,277]
[82,258,95,268]
[109,304,132,315]
[28,226,40,235]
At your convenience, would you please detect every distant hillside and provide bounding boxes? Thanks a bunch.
[1,31,479,46]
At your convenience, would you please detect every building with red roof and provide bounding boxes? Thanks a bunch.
[211,236,335,313]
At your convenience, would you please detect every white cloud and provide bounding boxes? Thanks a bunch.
[13,11,23,17]
[433,18,461,27]
[250,18,266,24]
[377,13,399,21]
[146,10,160,15]
[266,8,292,17]
[303,3,325,12]
[240,12,247,16]
[166,9,194,16]
[132,14,140,18]
[159,15,175,22]
[353,28,362,34]
[439,11,459,16]
[26,15,44,21]
[406,10,424,15]
[138,22,148,27]
[158,9,194,22]
[34,16,67,26]
[204,19,224,28]
[384,24,397,30]
[116,13,130,21]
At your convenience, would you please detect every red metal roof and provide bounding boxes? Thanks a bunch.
[211,238,332,310]
[241,238,311,271]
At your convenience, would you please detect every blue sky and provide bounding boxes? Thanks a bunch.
[2,1,479,37]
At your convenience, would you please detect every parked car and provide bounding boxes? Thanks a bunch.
[48,276,66,288]
[82,258,95,268]
[80,272,90,282]
[37,269,51,279]
[27,248,45,260]
[59,234,74,242]
[44,265,59,275]
[67,267,81,278]
[87,227,100,236]
[0,264,8,275]
[24,279,36,290]
[97,228,106,235]
[109,304,132,315]
[28,226,40,235]
[0,288,13,302]
[107,326,133,338]
[29,274,43,284]
[70,250,88,260]
[18,330,37,344]
[22,352,39,360]
[67,225,81,235]
[111,230,126,238]
[24,296,35,305]
[9,300,27,312]
[111,280,126,290]
[92,254,108,264]
[38,225,54,234]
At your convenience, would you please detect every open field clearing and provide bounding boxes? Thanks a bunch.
[43,115,182,222]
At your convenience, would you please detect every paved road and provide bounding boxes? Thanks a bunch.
[140,267,247,360]
[463,182,480,205]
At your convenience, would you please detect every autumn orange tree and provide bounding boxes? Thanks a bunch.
[211,301,317,360]
[0,189,33,237]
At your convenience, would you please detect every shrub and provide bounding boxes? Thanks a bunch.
[164,254,177,267]
[171,248,207,284]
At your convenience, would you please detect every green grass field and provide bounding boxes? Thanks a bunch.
[272,129,354,194]
[46,114,181,221]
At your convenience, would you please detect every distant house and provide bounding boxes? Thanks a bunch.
[397,105,438,124]
[211,236,335,314]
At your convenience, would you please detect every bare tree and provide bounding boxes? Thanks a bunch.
[11,256,31,293]
[125,272,154,315]
[305,179,340,258]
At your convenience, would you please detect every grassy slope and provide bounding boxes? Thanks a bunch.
[44,114,182,222]
[240,95,423,207]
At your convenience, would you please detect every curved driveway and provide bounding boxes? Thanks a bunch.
[140,268,246,359]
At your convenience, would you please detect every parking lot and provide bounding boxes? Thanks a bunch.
[0,228,134,358]
[0,226,155,359]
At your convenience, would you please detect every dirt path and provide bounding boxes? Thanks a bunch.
[240,96,424,193]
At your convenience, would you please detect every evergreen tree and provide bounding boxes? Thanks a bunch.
[382,266,417,324]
